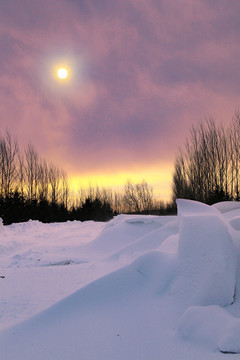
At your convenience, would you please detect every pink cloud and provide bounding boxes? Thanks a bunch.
[0,0,240,182]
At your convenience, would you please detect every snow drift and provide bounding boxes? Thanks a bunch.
[175,199,237,307]
[178,305,240,353]
[0,199,240,359]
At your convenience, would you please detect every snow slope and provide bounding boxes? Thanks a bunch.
[0,200,240,359]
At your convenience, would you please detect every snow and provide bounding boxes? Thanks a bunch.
[175,199,237,307]
[0,200,240,359]
[178,305,240,353]
[212,201,240,213]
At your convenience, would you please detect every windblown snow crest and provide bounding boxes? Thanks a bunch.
[0,200,240,359]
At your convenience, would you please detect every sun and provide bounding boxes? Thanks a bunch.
[57,67,68,79]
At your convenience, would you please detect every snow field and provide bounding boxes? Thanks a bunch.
[0,200,240,359]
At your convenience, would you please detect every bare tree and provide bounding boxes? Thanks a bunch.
[38,159,49,202]
[112,192,126,214]
[25,144,39,202]
[230,111,240,200]
[60,170,69,209]
[48,163,61,205]
[17,152,25,200]
[123,180,153,213]
[123,181,140,213]
[0,131,19,197]
[172,117,233,203]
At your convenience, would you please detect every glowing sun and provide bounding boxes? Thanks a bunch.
[57,67,68,79]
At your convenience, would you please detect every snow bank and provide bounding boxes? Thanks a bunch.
[229,216,240,231]
[212,201,240,213]
[0,250,177,360]
[178,305,240,353]
[83,214,164,255]
[1,200,240,359]
[178,199,221,216]
[105,218,178,263]
[175,199,237,306]
[158,233,178,254]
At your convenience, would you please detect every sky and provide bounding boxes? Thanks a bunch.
[1,0,240,201]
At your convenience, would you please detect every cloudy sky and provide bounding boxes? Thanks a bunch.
[1,0,240,200]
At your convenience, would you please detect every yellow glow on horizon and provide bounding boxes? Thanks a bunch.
[68,165,173,202]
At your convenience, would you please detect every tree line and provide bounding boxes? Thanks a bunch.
[0,132,172,224]
[0,132,71,224]
[5,107,234,226]
[172,111,240,204]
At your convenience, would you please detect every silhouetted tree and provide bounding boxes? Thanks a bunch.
[123,180,153,213]
[25,144,39,202]
[0,131,18,197]
[172,115,240,204]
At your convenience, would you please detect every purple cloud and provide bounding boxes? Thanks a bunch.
[0,0,240,180]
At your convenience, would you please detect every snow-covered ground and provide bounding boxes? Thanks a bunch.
[1,199,240,359]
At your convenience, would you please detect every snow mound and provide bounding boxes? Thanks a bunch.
[174,199,237,306]
[212,201,240,213]
[219,320,240,354]
[178,305,240,353]
[158,234,178,254]
[229,216,240,231]
[83,214,164,254]
[105,219,178,263]
[0,250,177,360]
[177,198,220,216]
[133,250,177,293]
